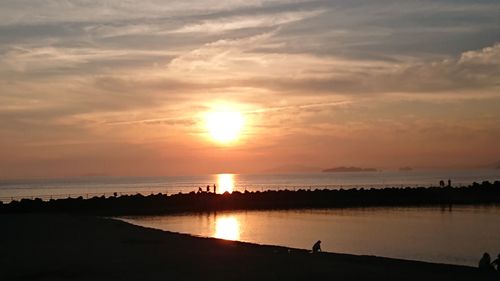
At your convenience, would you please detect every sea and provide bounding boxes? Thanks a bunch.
[1,169,499,202]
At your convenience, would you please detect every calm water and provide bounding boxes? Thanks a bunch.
[120,206,500,266]
[1,169,499,201]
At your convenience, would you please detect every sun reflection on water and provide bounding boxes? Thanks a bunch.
[217,173,235,194]
[214,216,240,240]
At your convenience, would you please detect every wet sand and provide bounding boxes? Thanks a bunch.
[1,214,498,281]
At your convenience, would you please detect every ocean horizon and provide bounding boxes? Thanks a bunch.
[2,168,499,202]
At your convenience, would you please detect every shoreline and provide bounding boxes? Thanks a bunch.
[2,214,499,281]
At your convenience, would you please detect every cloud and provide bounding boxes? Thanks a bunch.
[0,0,306,27]
[459,43,500,65]
[381,43,500,93]
[172,10,323,33]
[167,31,278,74]
[227,43,500,96]
[1,46,175,74]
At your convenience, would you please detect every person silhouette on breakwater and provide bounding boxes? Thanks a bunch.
[206,185,210,192]
[312,240,321,253]
[448,179,451,187]
[492,254,500,271]
[213,184,217,194]
[479,252,494,270]
[439,180,445,188]
[198,187,202,193]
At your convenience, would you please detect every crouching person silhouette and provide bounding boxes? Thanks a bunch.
[312,240,321,253]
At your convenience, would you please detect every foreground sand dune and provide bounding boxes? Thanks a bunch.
[1,214,498,281]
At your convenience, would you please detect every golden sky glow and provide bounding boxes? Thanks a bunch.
[0,1,499,178]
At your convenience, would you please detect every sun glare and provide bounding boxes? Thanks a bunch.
[214,216,240,240]
[205,111,244,144]
[217,173,235,194]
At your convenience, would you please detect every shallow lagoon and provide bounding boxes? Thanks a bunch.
[122,205,500,266]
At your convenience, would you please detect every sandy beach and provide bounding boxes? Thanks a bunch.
[1,214,497,281]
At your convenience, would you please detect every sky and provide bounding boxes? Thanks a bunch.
[1,0,500,178]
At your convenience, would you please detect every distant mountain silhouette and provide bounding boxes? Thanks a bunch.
[322,166,377,173]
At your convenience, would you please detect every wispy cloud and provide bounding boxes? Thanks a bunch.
[172,10,324,33]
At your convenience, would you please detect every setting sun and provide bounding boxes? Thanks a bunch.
[205,111,244,144]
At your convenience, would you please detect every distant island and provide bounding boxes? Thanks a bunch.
[322,166,377,173]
